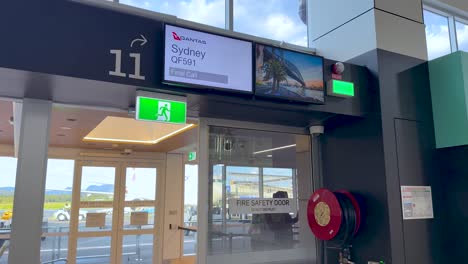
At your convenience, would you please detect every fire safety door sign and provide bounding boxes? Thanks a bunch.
[229,198,296,214]
[401,186,434,220]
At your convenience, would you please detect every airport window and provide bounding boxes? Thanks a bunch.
[40,159,75,263]
[233,0,308,47]
[184,164,198,256]
[423,6,468,59]
[424,9,452,60]
[456,21,468,52]
[115,0,311,48]
[0,156,16,264]
[119,0,226,28]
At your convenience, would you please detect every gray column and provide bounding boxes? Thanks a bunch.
[310,0,427,61]
[9,99,51,264]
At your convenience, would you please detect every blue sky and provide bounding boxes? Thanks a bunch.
[119,0,308,46]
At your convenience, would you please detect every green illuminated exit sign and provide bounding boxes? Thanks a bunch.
[188,151,197,161]
[136,95,187,124]
[327,80,355,97]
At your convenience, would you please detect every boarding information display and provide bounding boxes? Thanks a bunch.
[164,25,253,92]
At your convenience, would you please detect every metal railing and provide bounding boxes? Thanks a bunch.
[1,221,198,263]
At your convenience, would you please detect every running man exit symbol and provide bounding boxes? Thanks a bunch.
[157,102,171,122]
[136,96,187,124]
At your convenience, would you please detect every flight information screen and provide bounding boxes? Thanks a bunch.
[164,24,253,93]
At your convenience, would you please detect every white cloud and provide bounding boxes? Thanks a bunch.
[233,1,308,46]
[121,0,225,28]
[262,13,304,42]
[457,23,468,52]
[425,24,451,60]
[168,0,225,28]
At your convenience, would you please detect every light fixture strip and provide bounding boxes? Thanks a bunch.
[83,124,195,145]
[253,144,296,155]
[152,124,195,144]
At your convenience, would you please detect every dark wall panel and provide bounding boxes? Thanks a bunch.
[436,146,468,263]
[322,116,390,263]
[394,119,436,264]
[346,49,441,264]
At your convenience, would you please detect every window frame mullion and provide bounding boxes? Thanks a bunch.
[448,15,459,52]
[225,0,234,31]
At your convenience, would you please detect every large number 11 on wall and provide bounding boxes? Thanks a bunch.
[109,49,145,80]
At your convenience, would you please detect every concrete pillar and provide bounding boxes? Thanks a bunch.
[9,99,51,264]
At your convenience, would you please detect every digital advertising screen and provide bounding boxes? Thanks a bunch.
[164,24,253,93]
[255,44,324,104]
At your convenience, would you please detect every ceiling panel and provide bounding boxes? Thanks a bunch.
[49,105,197,153]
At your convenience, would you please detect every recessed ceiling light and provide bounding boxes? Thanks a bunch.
[57,134,66,137]
[267,154,272,157]
[66,118,77,122]
[60,126,72,130]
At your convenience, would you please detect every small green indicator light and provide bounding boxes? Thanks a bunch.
[136,96,187,124]
[331,80,355,97]
[188,151,197,161]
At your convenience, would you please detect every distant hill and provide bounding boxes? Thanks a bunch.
[45,190,72,195]
[0,187,73,196]
[86,184,114,193]
[0,185,114,195]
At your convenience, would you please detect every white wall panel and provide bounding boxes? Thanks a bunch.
[376,0,424,23]
[375,9,428,60]
[310,0,374,40]
[314,10,377,61]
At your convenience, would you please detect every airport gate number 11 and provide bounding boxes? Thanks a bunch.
[109,49,146,80]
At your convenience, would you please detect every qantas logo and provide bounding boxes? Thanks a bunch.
[172,32,181,41]
[171,31,207,44]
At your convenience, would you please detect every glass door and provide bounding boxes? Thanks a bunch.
[118,162,160,264]
[68,160,162,264]
[68,161,120,264]
[203,124,316,264]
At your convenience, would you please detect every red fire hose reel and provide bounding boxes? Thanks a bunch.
[307,188,362,244]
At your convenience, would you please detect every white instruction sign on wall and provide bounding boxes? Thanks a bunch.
[401,186,434,220]
[85,213,106,228]
[229,198,296,214]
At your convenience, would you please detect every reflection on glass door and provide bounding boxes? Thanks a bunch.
[207,126,314,264]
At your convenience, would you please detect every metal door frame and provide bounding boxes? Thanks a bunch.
[197,117,311,264]
[67,157,165,264]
